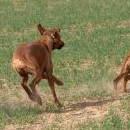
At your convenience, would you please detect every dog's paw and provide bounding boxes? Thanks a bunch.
[30,94,42,106]
[56,101,63,108]
[35,94,43,106]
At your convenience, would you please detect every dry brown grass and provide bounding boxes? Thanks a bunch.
[0,79,127,130]
[3,94,124,130]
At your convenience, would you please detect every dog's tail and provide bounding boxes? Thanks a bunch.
[120,52,130,74]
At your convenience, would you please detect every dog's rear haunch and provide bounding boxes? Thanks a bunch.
[12,24,64,107]
[113,52,130,93]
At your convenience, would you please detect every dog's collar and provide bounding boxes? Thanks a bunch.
[43,34,56,50]
[50,35,56,50]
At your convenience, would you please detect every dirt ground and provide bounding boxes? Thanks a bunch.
[3,95,124,130]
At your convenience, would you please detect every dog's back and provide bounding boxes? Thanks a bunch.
[12,42,49,74]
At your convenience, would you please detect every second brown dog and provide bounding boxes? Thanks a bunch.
[113,52,130,93]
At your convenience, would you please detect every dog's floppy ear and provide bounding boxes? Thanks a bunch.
[52,28,61,37]
[37,24,46,35]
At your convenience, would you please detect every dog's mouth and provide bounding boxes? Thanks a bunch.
[58,44,64,49]
[52,41,64,50]
[58,46,63,49]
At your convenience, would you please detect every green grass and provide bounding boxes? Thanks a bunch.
[0,0,130,129]
[79,113,125,130]
[1,0,130,85]
[79,109,130,130]
[0,103,42,129]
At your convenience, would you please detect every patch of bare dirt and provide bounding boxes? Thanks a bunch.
[67,20,130,34]
[11,0,26,12]
[0,28,9,35]
[3,96,123,130]
[79,58,95,70]
[13,26,37,38]
[4,123,42,130]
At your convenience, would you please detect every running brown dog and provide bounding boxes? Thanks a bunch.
[113,52,130,93]
[12,24,64,107]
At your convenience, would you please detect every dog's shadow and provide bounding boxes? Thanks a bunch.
[65,90,130,113]
[0,99,114,115]
[65,98,114,112]
[64,94,130,113]
[0,92,130,114]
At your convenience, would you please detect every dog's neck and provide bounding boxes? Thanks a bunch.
[38,35,54,52]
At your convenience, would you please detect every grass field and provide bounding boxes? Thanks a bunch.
[0,0,130,129]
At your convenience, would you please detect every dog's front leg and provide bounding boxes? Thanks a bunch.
[45,67,62,107]
[47,74,62,107]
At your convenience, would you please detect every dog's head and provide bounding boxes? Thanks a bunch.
[37,24,64,50]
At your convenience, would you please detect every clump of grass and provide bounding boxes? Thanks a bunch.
[79,120,100,130]
[44,103,63,113]
[0,103,42,129]
[120,96,130,117]
[101,110,124,130]
[79,110,126,130]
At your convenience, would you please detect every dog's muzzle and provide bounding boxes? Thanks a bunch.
[58,42,64,49]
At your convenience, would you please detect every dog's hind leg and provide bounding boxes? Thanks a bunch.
[123,75,130,93]
[45,70,62,107]
[113,71,128,90]
[19,71,34,101]
[29,69,42,105]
